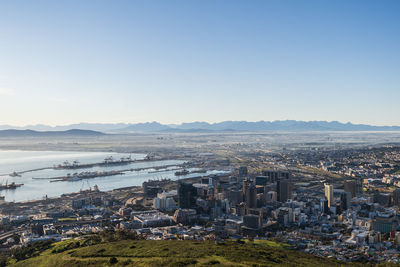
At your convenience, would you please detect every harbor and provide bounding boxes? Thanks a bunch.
[33,163,186,182]
[0,155,161,177]
[2,155,185,183]
[0,150,224,202]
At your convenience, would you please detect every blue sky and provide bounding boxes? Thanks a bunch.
[0,0,399,126]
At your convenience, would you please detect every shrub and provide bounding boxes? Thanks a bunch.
[109,256,118,265]
[11,240,54,261]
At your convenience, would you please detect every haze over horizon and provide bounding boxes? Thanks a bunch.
[1,0,399,126]
[3,119,400,129]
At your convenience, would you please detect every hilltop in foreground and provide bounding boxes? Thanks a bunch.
[11,239,369,267]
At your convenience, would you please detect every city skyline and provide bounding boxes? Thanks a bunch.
[1,0,399,126]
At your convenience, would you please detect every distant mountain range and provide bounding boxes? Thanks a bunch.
[0,129,105,137]
[1,121,400,133]
[0,123,128,132]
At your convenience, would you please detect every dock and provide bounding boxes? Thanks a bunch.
[52,155,161,170]
[33,163,184,182]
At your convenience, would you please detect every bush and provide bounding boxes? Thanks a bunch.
[12,240,54,261]
[109,256,118,265]
[99,229,143,243]
[52,240,81,254]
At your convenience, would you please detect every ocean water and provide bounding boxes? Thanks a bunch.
[0,150,216,202]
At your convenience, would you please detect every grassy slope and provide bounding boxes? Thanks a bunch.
[10,239,357,267]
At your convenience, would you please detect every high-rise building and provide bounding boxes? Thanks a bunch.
[178,182,197,209]
[229,189,243,205]
[239,166,248,177]
[255,176,268,186]
[173,209,197,224]
[243,214,262,229]
[373,214,396,233]
[393,189,400,206]
[320,198,329,214]
[340,191,351,211]
[277,207,293,226]
[153,196,177,211]
[277,178,292,203]
[242,179,251,197]
[344,180,356,198]
[374,192,391,207]
[245,184,257,208]
[324,183,334,208]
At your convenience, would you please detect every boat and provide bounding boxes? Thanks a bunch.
[175,169,189,176]
[191,169,207,174]
[69,175,81,182]
[0,181,24,190]
[103,156,114,163]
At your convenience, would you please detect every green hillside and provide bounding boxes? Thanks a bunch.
[8,239,358,267]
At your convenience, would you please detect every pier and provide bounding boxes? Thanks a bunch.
[33,163,185,182]
[52,156,162,170]
[0,156,183,177]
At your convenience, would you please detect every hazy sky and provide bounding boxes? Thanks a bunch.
[0,0,399,126]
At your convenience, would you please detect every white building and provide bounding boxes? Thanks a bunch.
[153,191,177,211]
[324,183,334,208]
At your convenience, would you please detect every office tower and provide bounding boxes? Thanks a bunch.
[277,208,293,226]
[245,184,257,208]
[277,178,292,203]
[239,166,248,177]
[356,179,363,195]
[393,189,400,206]
[243,214,261,229]
[340,191,351,211]
[255,176,268,186]
[242,179,251,197]
[373,214,396,233]
[320,198,329,214]
[178,182,197,209]
[324,183,334,208]
[229,189,243,206]
[344,180,356,198]
[374,192,391,207]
